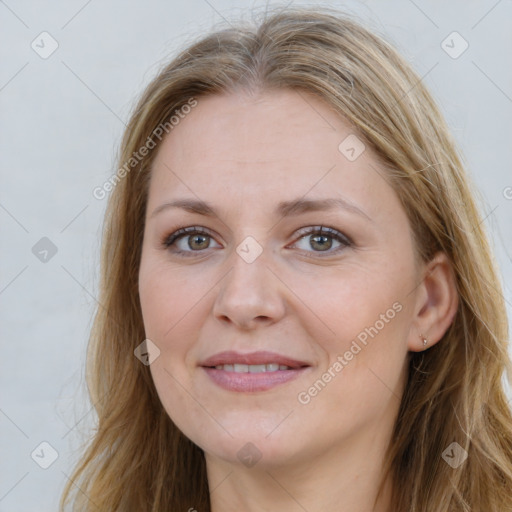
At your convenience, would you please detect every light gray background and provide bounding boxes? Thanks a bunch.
[1,1,511,510]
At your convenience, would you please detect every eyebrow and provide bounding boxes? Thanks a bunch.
[150,197,372,222]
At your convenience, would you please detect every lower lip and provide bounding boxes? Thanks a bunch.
[201,367,309,392]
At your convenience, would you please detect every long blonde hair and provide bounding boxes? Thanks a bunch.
[60,6,512,511]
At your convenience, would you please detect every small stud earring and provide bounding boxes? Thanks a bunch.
[420,334,428,347]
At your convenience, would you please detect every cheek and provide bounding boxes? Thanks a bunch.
[138,256,217,405]
[138,256,211,342]
[139,259,214,438]
[294,260,412,408]
[290,258,413,405]
[289,259,408,342]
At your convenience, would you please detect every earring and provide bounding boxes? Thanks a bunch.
[420,333,428,347]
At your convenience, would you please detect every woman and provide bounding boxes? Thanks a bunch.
[60,6,512,511]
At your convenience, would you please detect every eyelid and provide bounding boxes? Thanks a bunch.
[291,225,353,246]
[162,224,352,258]
[288,225,352,256]
[162,226,219,248]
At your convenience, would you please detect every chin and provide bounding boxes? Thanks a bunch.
[203,437,304,470]
[190,420,308,470]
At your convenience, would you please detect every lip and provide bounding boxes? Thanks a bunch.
[199,351,311,392]
[199,350,310,368]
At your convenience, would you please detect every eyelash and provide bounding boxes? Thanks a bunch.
[161,225,353,258]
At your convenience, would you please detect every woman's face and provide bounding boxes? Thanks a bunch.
[139,89,423,469]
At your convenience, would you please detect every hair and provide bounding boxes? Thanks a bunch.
[60,5,512,511]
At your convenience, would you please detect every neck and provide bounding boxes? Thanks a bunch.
[206,425,394,512]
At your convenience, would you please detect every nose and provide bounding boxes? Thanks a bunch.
[212,247,287,330]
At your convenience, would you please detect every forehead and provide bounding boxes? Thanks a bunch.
[148,89,397,220]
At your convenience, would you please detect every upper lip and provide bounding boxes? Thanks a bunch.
[199,351,310,369]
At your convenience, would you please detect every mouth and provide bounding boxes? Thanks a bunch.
[199,351,311,392]
[210,363,295,372]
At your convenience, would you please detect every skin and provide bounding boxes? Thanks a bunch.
[138,89,458,512]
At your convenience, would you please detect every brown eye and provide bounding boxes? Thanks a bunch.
[187,233,211,250]
[163,227,221,255]
[292,226,352,255]
[309,233,333,251]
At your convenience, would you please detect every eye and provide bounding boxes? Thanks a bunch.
[291,226,352,255]
[162,226,221,255]
[162,225,352,257]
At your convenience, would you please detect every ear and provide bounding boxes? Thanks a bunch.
[408,251,459,352]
